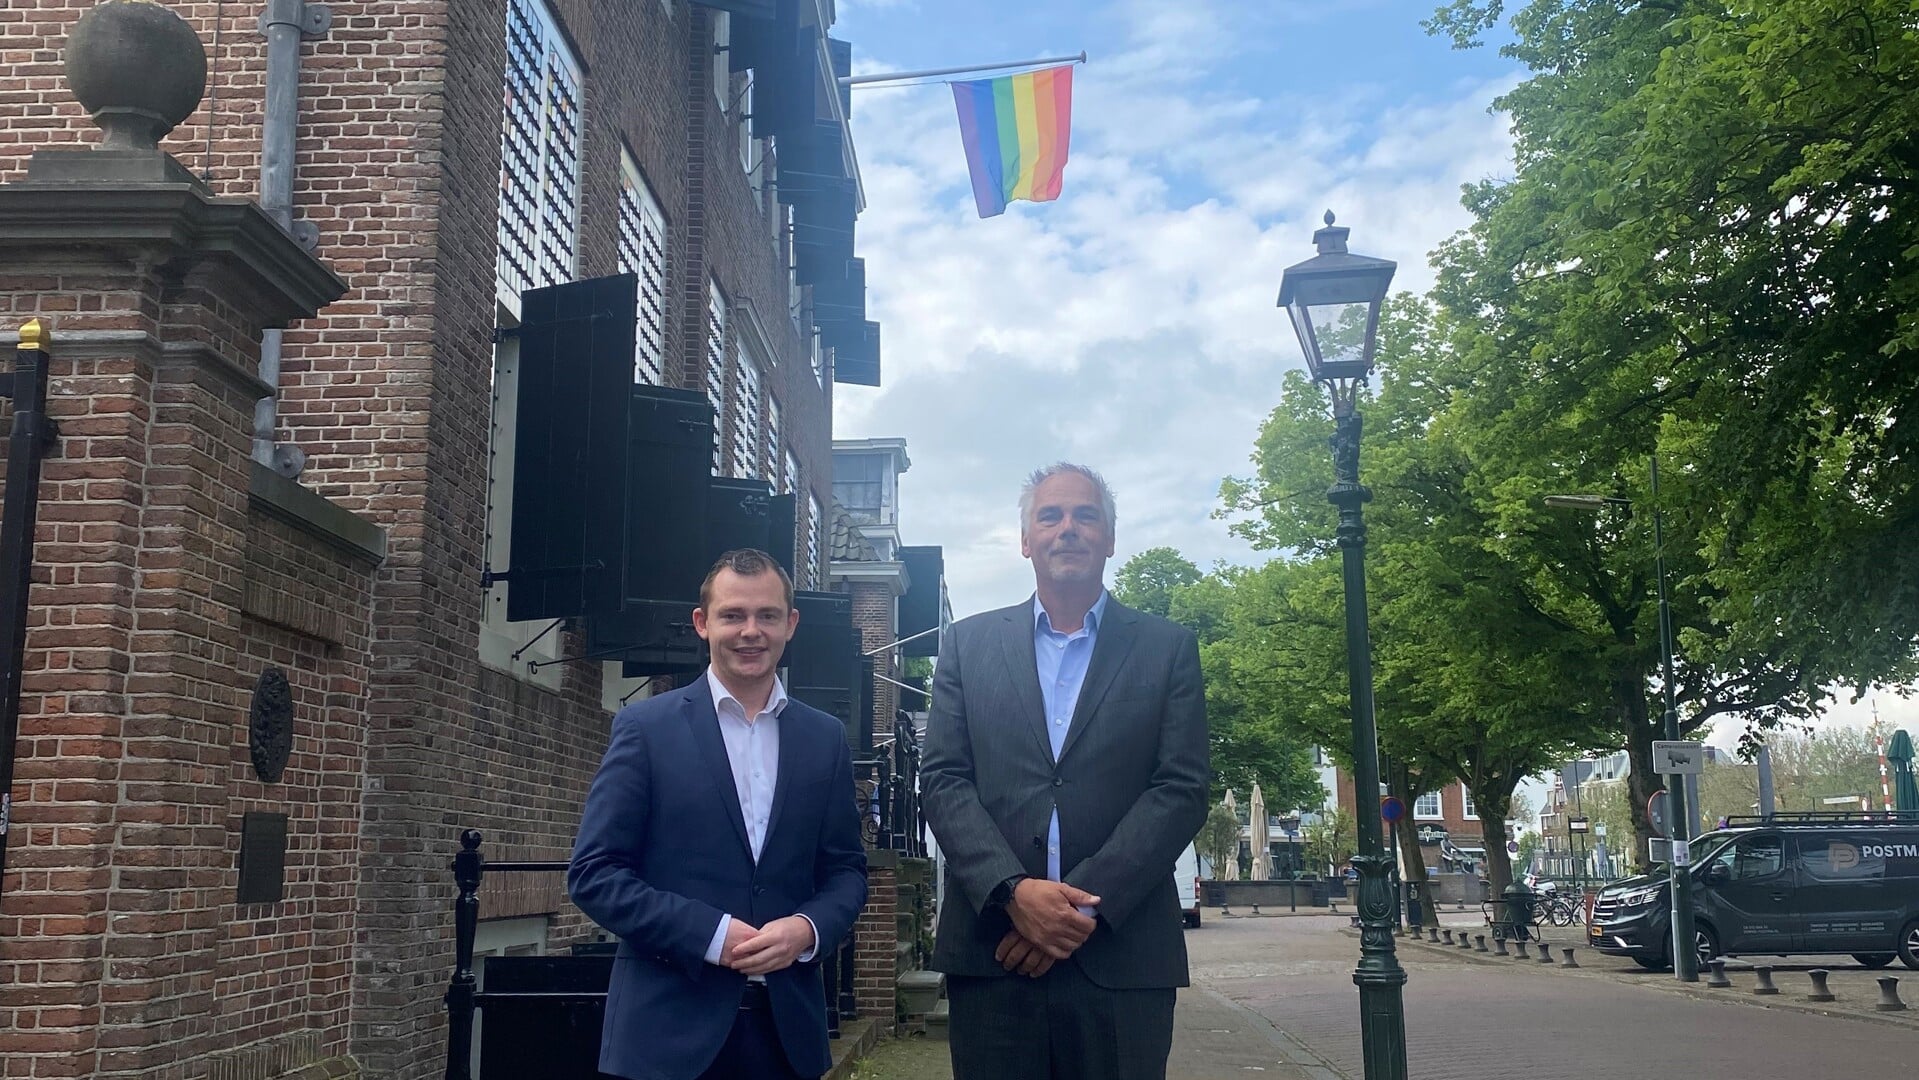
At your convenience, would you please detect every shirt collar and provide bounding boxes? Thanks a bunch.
[1033,589,1109,637]
[704,667,788,721]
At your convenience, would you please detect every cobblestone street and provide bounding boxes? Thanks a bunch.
[1198,913,1916,1080]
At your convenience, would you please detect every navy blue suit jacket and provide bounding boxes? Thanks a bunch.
[568,681,868,1080]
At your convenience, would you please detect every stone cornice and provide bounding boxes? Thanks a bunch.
[0,179,347,325]
[829,560,910,596]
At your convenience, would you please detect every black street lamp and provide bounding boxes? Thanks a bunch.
[1277,212,1406,1080]
[1544,455,1700,982]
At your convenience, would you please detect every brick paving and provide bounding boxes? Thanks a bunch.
[1195,914,1916,1080]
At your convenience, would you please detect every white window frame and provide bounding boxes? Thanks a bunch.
[1414,790,1443,820]
[730,341,764,479]
[479,315,565,690]
[806,491,823,589]
[706,281,729,472]
[711,11,731,109]
[617,149,670,386]
[497,0,582,318]
[1462,788,1477,819]
[470,916,552,1073]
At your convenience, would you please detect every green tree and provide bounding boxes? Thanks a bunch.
[1119,549,1325,811]
[1197,803,1241,881]
[1425,0,1919,856]
[1218,298,1614,896]
[1113,547,1202,619]
[1303,806,1357,878]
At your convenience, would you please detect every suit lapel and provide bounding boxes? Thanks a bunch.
[996,604,1054,762]
[1057,603,1140,766]
[685,686,753,861]
[765,702,802,849]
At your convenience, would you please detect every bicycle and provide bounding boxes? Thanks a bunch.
[1539,891,1579,927]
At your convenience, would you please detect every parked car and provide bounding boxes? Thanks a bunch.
[1174,843,1201,928]
[1588,814,1919,971]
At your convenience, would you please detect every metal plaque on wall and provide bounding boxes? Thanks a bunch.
[237,811,289,905]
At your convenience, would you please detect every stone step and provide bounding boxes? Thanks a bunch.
[924,999,950,1042]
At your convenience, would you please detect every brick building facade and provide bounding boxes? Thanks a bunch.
[0,2,884,1078]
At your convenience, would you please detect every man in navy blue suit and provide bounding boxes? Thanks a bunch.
[569,549,868,1080]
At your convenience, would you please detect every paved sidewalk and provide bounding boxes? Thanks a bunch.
[841,982,1332,1079]
[1383,922,1919,1030]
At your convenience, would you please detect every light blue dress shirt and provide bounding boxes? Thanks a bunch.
[699,668,817,976]
[1034,590,1107,912]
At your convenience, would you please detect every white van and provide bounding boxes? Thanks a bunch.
[1174,843,1201,928]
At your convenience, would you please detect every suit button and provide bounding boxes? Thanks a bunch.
[1032,837,1043,850]
[754,886,766,896]
[1053,777,1064,787]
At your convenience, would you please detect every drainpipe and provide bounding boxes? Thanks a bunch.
[253,0,331,477]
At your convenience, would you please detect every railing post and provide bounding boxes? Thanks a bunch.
[824,934,842,1038]
[443,830,485,1080]
[838,932,859,1019]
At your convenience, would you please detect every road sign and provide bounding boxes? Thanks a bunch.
[1568,815,1590,834]
[1648,790,1669,837]
[1505,839,1519,854]
[1652,740,1705,775]
[1380,796,1406,823]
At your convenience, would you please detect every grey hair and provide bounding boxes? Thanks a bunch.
[1018,463,1117,533]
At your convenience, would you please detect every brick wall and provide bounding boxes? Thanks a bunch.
[852,860,898,1031]
[849,579,898,741]
[0,1,854,1075]
[0,176,369,1080]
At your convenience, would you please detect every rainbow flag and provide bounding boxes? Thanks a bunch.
[951,65,1074,219]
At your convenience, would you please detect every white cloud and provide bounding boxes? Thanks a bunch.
[836,6,1520,613]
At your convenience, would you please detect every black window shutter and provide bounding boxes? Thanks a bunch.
[506,273,637,622]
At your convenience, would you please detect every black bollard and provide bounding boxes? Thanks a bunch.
[1875,976,1906,1012]
[1493,936,1509,956]
[1536,941,1555,964]
[1475,934,1489,953]
[1442,929,1455,945]
[1560,947,1579,968]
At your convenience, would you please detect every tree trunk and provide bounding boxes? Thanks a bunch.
[1477,803,1514,900]
[1620,675,1664,872]
[1388,770,1438,925]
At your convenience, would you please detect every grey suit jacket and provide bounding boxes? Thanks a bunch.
[921,597,1210,989]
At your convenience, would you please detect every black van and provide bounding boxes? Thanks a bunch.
[1587,814,1919,971]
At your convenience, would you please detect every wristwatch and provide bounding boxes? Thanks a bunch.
[987,874,1028,909]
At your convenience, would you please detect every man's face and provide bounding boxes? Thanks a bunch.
[694,568,799,687]
[1021,471,1114,589]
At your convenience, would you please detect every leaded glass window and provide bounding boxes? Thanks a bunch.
[497,0,581,310]
[617,152,670,385]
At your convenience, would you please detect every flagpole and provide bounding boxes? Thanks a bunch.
[841,52,1086,88]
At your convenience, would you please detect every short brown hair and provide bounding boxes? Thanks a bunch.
[698,548,795,610]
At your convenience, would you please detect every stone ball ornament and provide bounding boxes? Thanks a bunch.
[65,0,209,151]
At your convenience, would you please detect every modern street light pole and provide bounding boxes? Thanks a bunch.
[1279,213,1407,1080]
[1543,455,1698,981]
[1648,456,1700,981]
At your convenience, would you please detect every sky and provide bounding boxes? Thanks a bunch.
[830,0,1518,609]
[824,0,1919,789]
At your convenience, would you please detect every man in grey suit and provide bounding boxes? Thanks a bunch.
[922,463,1211,1080]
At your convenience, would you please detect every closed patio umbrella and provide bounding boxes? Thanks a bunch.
[1249,783,1272,881]
[1888,730,1917,814]
[1221,789,1240,880]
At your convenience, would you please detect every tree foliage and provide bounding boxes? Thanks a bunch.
[1197,803,1241,880]
[1112,549,1324,812]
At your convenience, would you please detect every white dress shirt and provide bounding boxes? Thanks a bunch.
[700,668,818,973]
[1035,591,1107,917]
